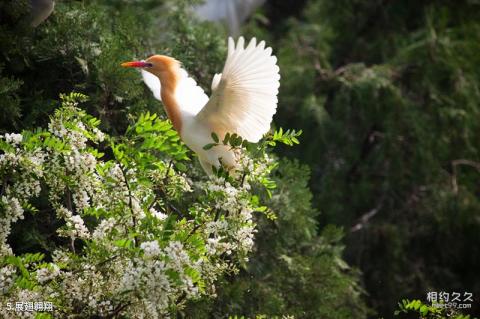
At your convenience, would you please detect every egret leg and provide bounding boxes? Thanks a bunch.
[199,158,214,175]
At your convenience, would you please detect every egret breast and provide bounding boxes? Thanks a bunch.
[180,117,236,169]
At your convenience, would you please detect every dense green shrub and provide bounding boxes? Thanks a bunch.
[0,92,294,317]
[249,0,480,317]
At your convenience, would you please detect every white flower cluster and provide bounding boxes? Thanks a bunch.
[0,196,25,254]
[0,265,15,294]
[164,241,192,274]
[92,217,116,239]
[44,110,101,214]
[48,120,88,149]
[92,127,105,142]
[67,215,90,239]
[0,104,274,318]
[149,207,168,220]
[120,241,200,317]
[199,174,258,260]
[56,207,90,239]
[3,133,23,145]
[36,264,61,284]
[140,240,161,257]
[120,258,171,318]
[0,145,46,254]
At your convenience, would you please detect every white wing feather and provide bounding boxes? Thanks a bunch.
[141,69,161,101]
[176,69,209,116]
[197,36,280,142]
[142,68,209,116]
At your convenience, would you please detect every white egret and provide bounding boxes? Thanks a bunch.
[122,37,280,174]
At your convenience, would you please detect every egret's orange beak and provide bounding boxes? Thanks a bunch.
[121,61,152,68]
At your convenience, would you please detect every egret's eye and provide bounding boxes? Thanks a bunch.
[145,62,153,67]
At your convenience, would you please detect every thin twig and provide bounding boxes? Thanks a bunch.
[70,237,76,254]
[107,302,131,319]
[1,177,7,197]
[119,164,137,246]
[65,186,73,212]
[213,208,220,222]
[147,194,159,210]
[240,171,247,188]
[147,159,174,211]
[186,223,202,240]
[71,255,120,275]
[451,159,480,194]
[65,186,76,254]
[157,187,183,218]
[350,196,385,233]
[164,160,173,181]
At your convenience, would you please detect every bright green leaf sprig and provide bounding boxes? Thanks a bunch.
[395,299,476,319]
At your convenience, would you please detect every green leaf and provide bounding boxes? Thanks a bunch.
[223,132,230,145]
[420,305,429,316]
[203,143,217,150]
[113,239,133,249]
[211,132,219,143]
[174,161,187,172]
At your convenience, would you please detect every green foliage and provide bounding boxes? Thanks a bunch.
[228,315,294,319]
[267,128,302,147]
[0,0,157,132]
[0,0,225,134]
[0,93,283,317]
[0,65,23,131]
[241,0,480,317]
[184,160,367,318]
[395,299,476,319]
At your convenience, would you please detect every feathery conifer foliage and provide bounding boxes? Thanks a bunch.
[246,0,480,317]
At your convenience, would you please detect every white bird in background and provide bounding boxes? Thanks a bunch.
[29,0,55,27]
[121,37,280,174]
[27,0,264,32]
[194,0,266,35]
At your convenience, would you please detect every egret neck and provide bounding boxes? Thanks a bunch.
[149,58,183,132]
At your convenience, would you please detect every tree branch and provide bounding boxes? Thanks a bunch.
[106,301,131,319]
[450,159,480,194]
[1,176,7,197]
[350,196,385,233]
[157,187,184,218]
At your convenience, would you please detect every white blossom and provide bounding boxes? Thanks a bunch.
[92,218,116,239]
[140,240,161,257]
[0,265,15,294]
[69,215,90,239]
[149,208,168,220]
[36,264,60,284]
[0,196,25,251]
[60,213,90,239]
[73,190,90,211]
[92,128,105,142]
[164,242,189,268]
[4,133,23,145]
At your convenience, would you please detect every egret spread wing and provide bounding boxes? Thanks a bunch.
[175,69,209,115]
[142,68,208,115]
[197,37,280,142]
[141,69,162,101]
